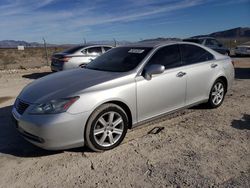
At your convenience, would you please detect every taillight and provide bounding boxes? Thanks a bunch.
[231,60,235,67]
[60,57,71,62]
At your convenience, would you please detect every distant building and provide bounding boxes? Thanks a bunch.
[17,45,25,50]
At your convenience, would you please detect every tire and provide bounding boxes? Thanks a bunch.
[225,51,230,56]
[207,79,226,108]
[85,103,128,151]
[79,63,87,68]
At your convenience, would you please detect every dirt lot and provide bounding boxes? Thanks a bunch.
[0,58,249,187]
[0,47,65,70]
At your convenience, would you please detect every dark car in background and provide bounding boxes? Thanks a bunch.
[183,37,230,56]
[235,41,250,56]
[51,45,113,72]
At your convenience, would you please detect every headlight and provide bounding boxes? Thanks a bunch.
[29,96,79,114]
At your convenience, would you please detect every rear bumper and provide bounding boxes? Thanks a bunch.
[12,107,90,150]
[51,65,62,72]
[51,61,64,72]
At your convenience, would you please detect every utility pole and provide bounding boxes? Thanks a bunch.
[43,37,49,66]
[83,38,86,45]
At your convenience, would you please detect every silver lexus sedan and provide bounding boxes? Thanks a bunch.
[12,41,234,151]
[51,45,113,72]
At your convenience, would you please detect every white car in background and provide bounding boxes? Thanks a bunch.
[51,45,113,71]
[235,42,250,56]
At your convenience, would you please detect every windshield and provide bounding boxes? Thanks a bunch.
[85,47,152,72]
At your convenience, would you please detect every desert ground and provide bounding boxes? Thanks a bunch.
[0,57,249,187]
[0,47,65,70]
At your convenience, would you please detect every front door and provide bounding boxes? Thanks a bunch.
[136,45,186,122]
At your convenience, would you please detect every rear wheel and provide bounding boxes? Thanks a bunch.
[207,79,226,108]
[85,103,128,151]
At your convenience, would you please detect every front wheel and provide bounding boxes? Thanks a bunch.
[85,103,128,151]
[207,79,226,108]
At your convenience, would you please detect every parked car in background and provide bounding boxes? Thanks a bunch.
[183,37,230,56]
[235,41,250,56]
[51,45,113,71]
[12,41,234,151]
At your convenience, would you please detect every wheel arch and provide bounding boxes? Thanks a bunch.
[216,76,228,93]
[103,100,133,129]
[85,100,133,130]
[207,75,228,98]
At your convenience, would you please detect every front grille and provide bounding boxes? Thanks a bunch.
[15,99,30,115]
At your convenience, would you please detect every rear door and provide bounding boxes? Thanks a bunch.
[179,44,216,105]
[136,45,186,122]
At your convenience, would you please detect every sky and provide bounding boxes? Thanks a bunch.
[0,0,249,44]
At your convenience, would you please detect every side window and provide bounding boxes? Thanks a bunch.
[87,47,102,55]
[180,44,214,65]
[146,45,181,69]
[103,47,112,52]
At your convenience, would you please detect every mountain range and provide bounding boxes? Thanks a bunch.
[0,27,249,48]
[193,27,250,38]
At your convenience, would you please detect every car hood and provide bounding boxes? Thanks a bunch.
[18,68,123,104]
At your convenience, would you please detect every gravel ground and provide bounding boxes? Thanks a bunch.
[0,58,249,188]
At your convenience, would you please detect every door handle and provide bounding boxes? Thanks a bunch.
[176,71,186,77]
[211,63,218,68]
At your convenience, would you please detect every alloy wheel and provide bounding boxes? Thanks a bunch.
[211,82,224,105]
[93,111,124,147]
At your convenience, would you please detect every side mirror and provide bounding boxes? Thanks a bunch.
[218,44,223,47]
[143,64,165,80]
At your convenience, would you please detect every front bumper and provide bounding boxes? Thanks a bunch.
[12,107,90,150]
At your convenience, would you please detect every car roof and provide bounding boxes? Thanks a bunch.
[78,44,113,48]
[121,40,181,48]
[189,37,216,40]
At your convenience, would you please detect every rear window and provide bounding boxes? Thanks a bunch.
[183,39,203,44]
[62,46,85,53]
